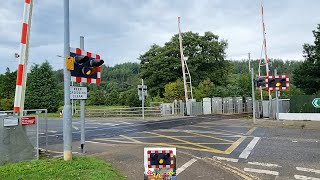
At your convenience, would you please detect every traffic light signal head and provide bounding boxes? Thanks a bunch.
[71,54,104,78]
[74,55,89,65]
[69,47,103,84]
[266,75,289,91]
[255,76,266,87]
[268,78,276,87]
[150,153,171,166]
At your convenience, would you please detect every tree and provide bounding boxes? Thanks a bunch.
[293,24,320,94]
[25,61,59,112]
[164,79,185,102]
[0,98,13,111]
[0,68,17,99]
[102,63,140,90]
[194,79,215,100]
[87,90,107,106]
[119,88,141,107]
[140,31,230,97]
[0,68,17,110]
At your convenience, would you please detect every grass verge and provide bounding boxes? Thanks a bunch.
[0,155,125,180]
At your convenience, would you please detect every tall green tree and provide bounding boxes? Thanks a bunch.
[0,68,17,99]
[164,79,185,102]
[119,88,141,107]
[0,68,17,110]
[25,61,59,112]
[293,24,320,94]
[140,31,230,97]
[87,90,107,106]
[194,79,215,100]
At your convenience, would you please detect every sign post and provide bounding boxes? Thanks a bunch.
[138,80,147,120]
[251,68,256,124]
[142,79,145,120]
[274,69,279,121]
[312,98,320,108]
[79,36,85,154]
[68,36,103,154]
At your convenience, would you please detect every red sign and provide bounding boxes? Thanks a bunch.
[21,116,36,126]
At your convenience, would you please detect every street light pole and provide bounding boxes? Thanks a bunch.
[63,0,72,161]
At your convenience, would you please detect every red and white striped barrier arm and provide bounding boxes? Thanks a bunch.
[14,0,34,113]
[261,0,270,77]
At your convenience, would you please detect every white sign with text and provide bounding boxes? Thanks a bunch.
[70,86,87,100]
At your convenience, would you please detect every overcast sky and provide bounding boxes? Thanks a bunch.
[0,0,319,73]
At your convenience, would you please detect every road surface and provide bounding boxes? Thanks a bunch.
[44,115,320,180]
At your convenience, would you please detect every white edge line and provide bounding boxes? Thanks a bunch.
[244,168,279,176]
[72,125,79,130]
[296,167,320,174]
[176,158,197,175]
[213,156,239,162]
[248,162,281,168]
[294,175,320,180]
[239,137,260,159]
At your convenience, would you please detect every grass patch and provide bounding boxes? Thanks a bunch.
[0,155,125,180]
[46,113,61,118]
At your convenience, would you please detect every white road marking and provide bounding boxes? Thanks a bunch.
[239,137,260,159]
[294,175,320,180]
[248,162,281,168]
[213,156,239,162]
[244,168,279,176]
[296,167,320,174]
[72,125,79,130]
[176,158,197,175]
[119,121,132,125]
[48,130,57,133]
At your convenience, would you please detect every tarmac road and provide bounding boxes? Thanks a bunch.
[45,115,320,180]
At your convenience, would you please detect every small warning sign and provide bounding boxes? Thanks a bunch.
[70,86,87,100]
[144,147,176,180]
[21,116,36,126]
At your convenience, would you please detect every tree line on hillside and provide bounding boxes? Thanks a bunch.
[0,24,319,112]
